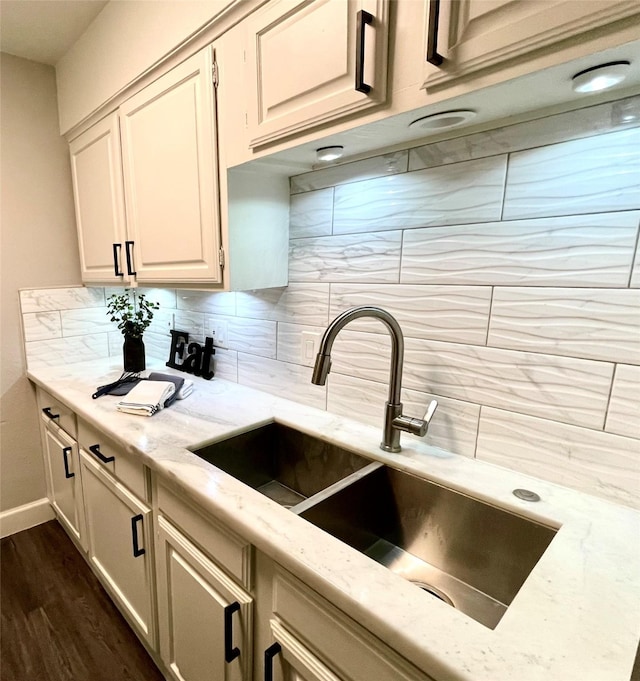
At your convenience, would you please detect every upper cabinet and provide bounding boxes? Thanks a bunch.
[244,0,389,149]
[422,0,640,90]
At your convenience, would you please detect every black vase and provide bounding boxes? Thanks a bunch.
[123,335,145,373]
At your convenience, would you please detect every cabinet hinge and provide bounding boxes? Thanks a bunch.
[218,247,225,268]
[212,61,219,88]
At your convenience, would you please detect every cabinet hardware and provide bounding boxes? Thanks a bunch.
[42,407,60,420]
[113,243,124,277]
[88,443,115,463]
[212,61,219,87]
[224,601,241,663]
[355,10,373,94]
[131,514,145,557]
[218,247,225,268]
[125,240,137,276]
[426,0,444,66]
[264,642,282,681]
[62,446,75,479]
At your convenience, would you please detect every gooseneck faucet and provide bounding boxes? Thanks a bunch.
[311,306,437,453]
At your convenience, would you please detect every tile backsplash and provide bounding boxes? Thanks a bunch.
[21,96,640,509]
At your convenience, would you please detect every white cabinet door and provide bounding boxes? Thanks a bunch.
[120,48,222,285]
[43,422,86,549]
[245,0,389,149]
[69,112,130,284]
[423,0,640,89]
[156,516,253,681]
[80,448,156,647]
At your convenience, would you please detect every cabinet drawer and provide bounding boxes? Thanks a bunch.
[158,481,252,590]
[78,418,147,500]
[37,387,77,439]
[272,569,434,681]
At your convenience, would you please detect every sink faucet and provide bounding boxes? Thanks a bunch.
[311,306,437,453]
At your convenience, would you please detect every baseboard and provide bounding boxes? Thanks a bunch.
[0,498,54,538]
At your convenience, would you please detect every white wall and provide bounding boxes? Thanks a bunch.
[0,53,81,513]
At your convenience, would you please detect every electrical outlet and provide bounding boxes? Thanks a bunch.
[300,331,321,367]
[212,320,229,349]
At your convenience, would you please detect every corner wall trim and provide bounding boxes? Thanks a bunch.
[0,498,54,538]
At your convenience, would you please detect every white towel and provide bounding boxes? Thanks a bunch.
[176,379,194,400]
[116,380,176,417]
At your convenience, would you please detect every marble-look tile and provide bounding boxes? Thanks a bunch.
[276,322,327,367]
[237,354,326,410]
[174,311,206,342]
[290,188,334,239]
[108,331,124,358]
[329,284,491,345]
[488,288,640,364]
[409,95,640,172]
[327,373,480,458]
[401,212,639,287]
[22,312,62,342]
[503,127,640,220]
[328,330,613,428]
[147,309,176,336]
[332,156,506,234]
[631,245,640,288]
[235,283,329,326]
[177,289,236,315]
[205,314,277,359]
[25,334,110,369]
[142,331,173,363]
[213,348,238,382]
[136,287,178,309]
[20,286,105,313]
[288,231,402,283]
[476,407,640,509]
[61,308,117,336]
[290,151,409,194]
[606,365,640,439]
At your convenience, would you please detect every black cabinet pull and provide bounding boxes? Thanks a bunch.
[131,514,145,557]
[264,642,282,681]
[62,446,74,479]
[224,601,241,663]
[426,0,444,66]
[113,243,124,277]
[355,10,373,94]
[42,407,60,420]
[88,444,115,464]
[125,240,137,276]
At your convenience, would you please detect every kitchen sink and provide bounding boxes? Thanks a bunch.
[190,422,373,510]
[299,465,557,629]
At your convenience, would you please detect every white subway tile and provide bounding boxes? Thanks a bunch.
[290,188,333,238]
[174,311,205,342]
[22,312,61,341]
[401,212,639,287]
[136,287,178,308]
[488,288,640,364]
[631,246,640,288]
[20,286,104,313]
[213,348,238,382]
[606,365,640,439]
[205,314,277,359]
[142,331,172,363]
[147,309,176,336]
[61,308,117,336]
[332,156,506,234]
[25,334,110,369]
[235,283,329,326]
[476,407,640,509]
[330,284,491,345]
[176,289,236,315]
[289,231,402,283]
[276,322,327,367]
[503,127,640,219]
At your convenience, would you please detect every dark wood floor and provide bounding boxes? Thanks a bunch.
[1,520,165,681]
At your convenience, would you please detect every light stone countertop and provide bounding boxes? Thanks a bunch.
[28,358,640,681]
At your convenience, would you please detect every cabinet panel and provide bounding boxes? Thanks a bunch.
[69,112,129,284]
[120,48,222,284]
[37,387,78,439]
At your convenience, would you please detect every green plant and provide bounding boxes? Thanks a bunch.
[107,289,160,339]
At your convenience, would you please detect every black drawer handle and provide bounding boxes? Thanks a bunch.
[125,240,136,276]
[131,514,145,557]
[264,642,282,681]
[355,10,373,94]
[88,444,115,464]
[113,243,123,277]
[426,0,444,66]
[224,601,241,663]
[42,407,60,420]
[62,446,74,479]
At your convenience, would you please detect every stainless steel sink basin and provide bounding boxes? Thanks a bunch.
[299,465,557,629]
[190,422,372,510]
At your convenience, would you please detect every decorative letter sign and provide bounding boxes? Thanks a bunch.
[166,329,215,380]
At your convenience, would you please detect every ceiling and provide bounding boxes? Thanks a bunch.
[0,0,108,66]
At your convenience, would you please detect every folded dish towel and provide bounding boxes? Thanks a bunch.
[116,380,176,417]
[177,379,194,400]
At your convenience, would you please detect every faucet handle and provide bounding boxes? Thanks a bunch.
[392,400,438,438]
[423,399,438,425]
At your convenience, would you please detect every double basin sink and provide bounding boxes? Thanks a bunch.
[191,422,557,630]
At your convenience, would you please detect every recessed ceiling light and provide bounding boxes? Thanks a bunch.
[408,110,477,131]
[316,146,344,162]
[571,61,631,93]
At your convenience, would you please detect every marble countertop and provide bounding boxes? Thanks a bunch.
[28,359,640,681]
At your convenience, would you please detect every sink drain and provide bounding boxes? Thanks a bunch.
[411,581,454,607]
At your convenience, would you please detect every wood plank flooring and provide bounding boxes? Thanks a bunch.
[1,520,165,681]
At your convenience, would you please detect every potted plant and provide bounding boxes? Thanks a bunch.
[107,289,160,372]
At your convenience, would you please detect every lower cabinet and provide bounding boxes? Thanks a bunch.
[80,448,156,648]
[155,516,253,681]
